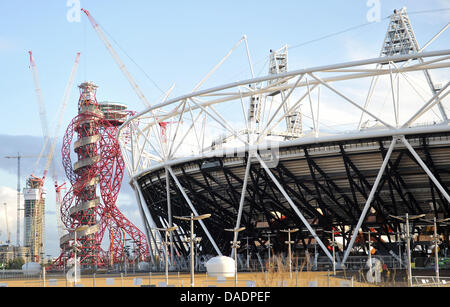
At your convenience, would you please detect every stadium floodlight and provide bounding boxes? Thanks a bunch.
[389,213,426,287]
[225,227,246,287]
[174,213,211,287]
[174,214,212,221]
[418,217,450,284]
[281,228,299,278]
[152,226,178,285]
[323,229,341,276]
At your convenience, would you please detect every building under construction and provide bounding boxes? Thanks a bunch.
[23,176,46,263]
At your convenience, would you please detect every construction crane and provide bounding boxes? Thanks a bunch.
[49,53,80,241]
[29,51,51,174]
[159,121,180,144]
[54,182,67,239]
[28,50,81,184]
[3,203,11,245]
[40,52,81,183]
[82,9,181,153]
[81,8,151,108]
[28,51,81,249]
[4,154,38,246]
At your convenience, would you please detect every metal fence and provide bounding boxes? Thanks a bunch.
[1,253,449,287]
[412,276,450,287]
[1,269,449,287]
[0,271,363,288]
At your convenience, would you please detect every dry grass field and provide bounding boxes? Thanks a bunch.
[0,270,369,287]
[1,257,448,287]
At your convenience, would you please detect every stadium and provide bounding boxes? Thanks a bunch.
[118,8,450,272]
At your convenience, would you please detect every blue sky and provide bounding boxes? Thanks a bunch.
[0,0,449,256]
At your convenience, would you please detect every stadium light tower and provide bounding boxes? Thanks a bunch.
[280,228,299,278]
[389,213,425,287]
[153,226,178,285]
[323,229,340,276]
[174,213,211,287]
[359,7,448,130]
[420,217,450,285]
[360,229,375,281]
[225,227,246,287]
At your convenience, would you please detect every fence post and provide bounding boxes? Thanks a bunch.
[42,267,46,287]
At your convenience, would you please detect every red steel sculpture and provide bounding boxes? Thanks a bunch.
[52,82,149,269]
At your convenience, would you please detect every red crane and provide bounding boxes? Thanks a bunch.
[159,121,180,144]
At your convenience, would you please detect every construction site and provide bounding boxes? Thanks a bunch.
[1,3,450,289]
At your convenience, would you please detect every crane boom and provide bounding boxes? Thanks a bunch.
[43,52,81,181]
[55,183,67,239]
[43,53,80,244]
[27,52,81,251]
[29,51,51,174]
[81,8,151,108]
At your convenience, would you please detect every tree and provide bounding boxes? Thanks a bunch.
[6,257,25,270]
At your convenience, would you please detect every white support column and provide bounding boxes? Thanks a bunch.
[358,75,380,131]
[231,155,252,258]
[168,100,188,158]
[132,180,159,264]
[189,97,250,146]
[259,84,319,144]
[167,166,223,256]
[134,119,164,163]
[342,137,398,265]
[171,108,205,157]
[255,153,334,262]
[400,136,450,203]
[165,168,174,265]
[309,72,395,129]
[193,36,246,92]
[243,35,255,78]
[306,76,317,136]
[258,74,305,142]
[130,128,136,174]
[402,81,450,128]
